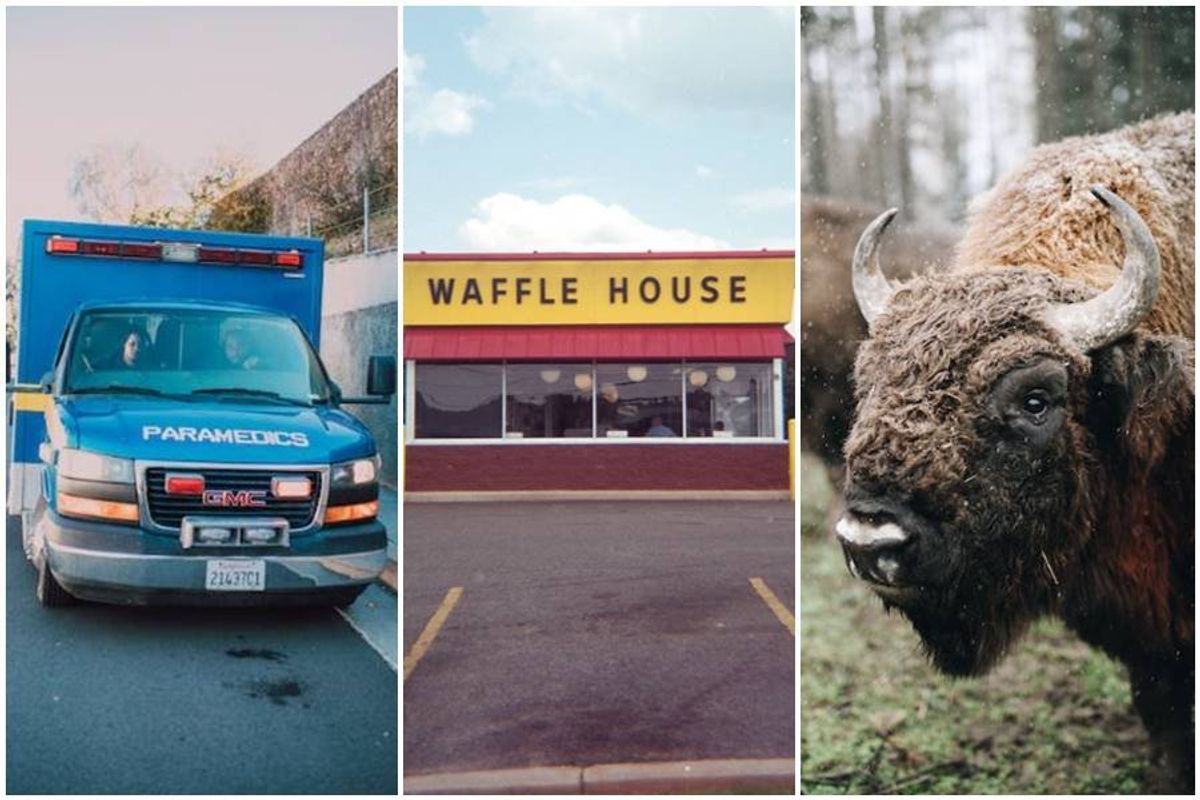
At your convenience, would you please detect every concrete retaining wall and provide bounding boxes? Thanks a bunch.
[217,69,398,245]
[320,248,398,487]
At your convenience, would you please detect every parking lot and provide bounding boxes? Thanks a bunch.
[403,501,794,780]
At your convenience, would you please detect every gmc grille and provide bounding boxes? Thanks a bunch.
[145,468,321,531]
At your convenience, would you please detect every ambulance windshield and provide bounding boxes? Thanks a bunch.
[63,308,333,405]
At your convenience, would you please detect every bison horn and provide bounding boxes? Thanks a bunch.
[1044,186,1161,352]
[851,208,900,329]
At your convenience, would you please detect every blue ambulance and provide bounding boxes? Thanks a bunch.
[8,220,394,606]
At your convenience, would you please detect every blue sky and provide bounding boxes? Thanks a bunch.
[404,7,794,252]
[7,7,396,258]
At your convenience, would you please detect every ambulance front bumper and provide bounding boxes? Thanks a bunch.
[41,509,387,605]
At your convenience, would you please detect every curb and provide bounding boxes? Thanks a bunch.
[404,490,791,503]
[404,758,795,795]
[377,484,398,593]
[405,766,580,795]
[378,559,397,592]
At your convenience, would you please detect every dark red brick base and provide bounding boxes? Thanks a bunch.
[404,444,789,492]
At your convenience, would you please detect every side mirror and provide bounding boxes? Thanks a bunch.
[366,355,396,397]
[40,371,54,393]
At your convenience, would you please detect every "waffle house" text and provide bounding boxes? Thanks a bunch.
[425,274,748,306]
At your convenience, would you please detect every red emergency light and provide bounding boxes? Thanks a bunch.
[121,242,163,259]
[237,250,274,266]
[81,240,121,257]
[196,247,238,264]
[164,473,206,495]
[45,235,304,270]
[47,237,80,254]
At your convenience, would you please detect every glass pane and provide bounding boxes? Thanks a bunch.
[64,308,331,405]
[686,362,773,437]
[505,364,593,438]
[595,363,683,438]
[415,364,502,438]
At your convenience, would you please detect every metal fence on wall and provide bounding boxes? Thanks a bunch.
[307,182,397,259]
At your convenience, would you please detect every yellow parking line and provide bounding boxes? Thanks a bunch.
[404,586,463,681]
[749,577,794,636]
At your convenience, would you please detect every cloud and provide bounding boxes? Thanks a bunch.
[695,165,714,179]
[403,52,425,88]
[458,193,730,251]
[404,50,489,140]
[730,187,794,214]
[407,89,489,139]
[464,8,793,118]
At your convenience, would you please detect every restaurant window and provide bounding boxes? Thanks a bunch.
[685,362,774,437]
[505,363,594,438]
[414,364,502,438]
[595,363,683,438]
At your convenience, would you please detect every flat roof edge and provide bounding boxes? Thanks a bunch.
[404,249,795,262]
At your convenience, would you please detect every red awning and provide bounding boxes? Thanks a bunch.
[404,325,792,360]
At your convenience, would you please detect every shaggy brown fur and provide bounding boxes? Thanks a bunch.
[842,113,1195,789]
[800,196,957,466]
[956,112,1194,336]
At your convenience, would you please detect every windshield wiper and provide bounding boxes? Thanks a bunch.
[70,385,168,397]
[189,387,311,407]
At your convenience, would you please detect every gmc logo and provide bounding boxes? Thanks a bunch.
[202,490,268,508]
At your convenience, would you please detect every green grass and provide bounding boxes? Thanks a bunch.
[800,459,1152,794]
[684,783,792,795]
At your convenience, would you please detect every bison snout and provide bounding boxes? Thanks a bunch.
[835,515,910,548]
[835,486,943,596]
[836,514,913,587]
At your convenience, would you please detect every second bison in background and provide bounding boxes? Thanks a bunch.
[800,197,958,469]
[836,112,1195,789]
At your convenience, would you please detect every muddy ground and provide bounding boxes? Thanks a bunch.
[799,454,1154,794]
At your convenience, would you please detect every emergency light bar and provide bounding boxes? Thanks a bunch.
[46,235,303,270]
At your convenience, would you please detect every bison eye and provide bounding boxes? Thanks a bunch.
[1022,392,1049,419]
[989,358,1067,446]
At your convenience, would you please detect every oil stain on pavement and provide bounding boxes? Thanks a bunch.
[226,647,288,662]
[245,678,308,707]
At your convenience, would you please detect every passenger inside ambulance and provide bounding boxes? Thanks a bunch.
[65,308,330,405]
[221,327,261,370]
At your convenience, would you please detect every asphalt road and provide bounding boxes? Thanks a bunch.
[403,501,794,776]
[6,515,397,795]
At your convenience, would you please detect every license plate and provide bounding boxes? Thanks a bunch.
[205,560,266,591]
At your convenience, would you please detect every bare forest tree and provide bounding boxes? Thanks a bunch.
[69,144,259,231]
[1029,6,1194,142]
[801,6,1194,226]
[68,143,172,224]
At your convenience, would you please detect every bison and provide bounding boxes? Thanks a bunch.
[835,112,1194,788]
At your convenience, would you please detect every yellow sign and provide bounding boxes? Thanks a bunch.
[404,255,794,326]
[11,390,51,412]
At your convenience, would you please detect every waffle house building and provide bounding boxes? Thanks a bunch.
[403,251,794,496]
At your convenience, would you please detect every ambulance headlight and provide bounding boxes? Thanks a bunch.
[58,448,135,484]
[331,455,380,487]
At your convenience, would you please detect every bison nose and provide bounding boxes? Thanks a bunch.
[835,513,913,586]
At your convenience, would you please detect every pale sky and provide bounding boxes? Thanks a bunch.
[405,7,795,252]
[6,6,397,258]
